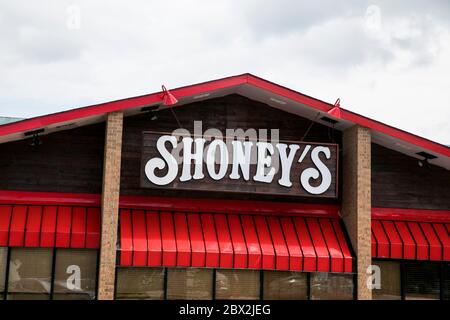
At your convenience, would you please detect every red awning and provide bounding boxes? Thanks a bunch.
[0,204,101,249]
[372,219,450,261]
[119,210,353,273]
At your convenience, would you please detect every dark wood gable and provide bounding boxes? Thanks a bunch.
[121,94,341,203]
[0,123,105,193]
[372,143,450,210]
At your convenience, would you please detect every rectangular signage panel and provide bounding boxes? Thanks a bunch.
[140,131,338,198]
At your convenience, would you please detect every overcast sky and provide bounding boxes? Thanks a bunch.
[0,1,449,144]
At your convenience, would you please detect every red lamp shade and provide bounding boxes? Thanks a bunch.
[327,98,341,118]
[161,85,178,106]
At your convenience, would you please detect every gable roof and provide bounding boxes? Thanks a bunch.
[0,73,449,169]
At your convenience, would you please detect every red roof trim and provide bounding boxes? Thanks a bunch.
[341,109,450,158]
[0,190,340,217]
[246,75,331,112]
[119,195,339,217]
[0,74,248,137]
[0,190,101,207]
[0,73,449,158]
[372,207,450,223]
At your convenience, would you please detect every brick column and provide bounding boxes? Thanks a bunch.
[98,111,123,300]
[342,125,372,300]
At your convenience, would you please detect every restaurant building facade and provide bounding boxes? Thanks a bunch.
[0,74,448,300]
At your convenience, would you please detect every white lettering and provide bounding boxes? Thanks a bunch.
[300,146,332,194]
[145,135,178,185]
[254,142,275,183]
[277,143,300,187]
[230,141,253,181]
[145,134,335,196]
[206,139,229,180]
[180,137,206,181]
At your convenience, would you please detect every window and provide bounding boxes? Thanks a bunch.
[443,263,449,301]
[215,269,260,300]
[52,249,98,300]
[263,271,307,300]
[373,260,401,300]
[0,247,7,298]
[7,248,53,300]
[167,268,213,300]
[116,267,165,300]
[310,273,354,300]
[405,262,440,300]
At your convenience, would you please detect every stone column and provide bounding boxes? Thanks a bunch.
[97,111,123,300]
[342,125,372,300]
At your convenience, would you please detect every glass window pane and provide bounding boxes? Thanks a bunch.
[8,248,52,295]
[405,262,440,300]
[310,273,354,300]
[116,267,165,300]
[167,268,213,300]
[53,293,93,300]
[7,293,50,300]
[53,249,98,300]
[263,271,307,300]
[215,269,260,300]
[443,263,449,301]
[0,247,7,293]
[373,260,401,300]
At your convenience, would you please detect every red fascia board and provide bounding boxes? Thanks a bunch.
[372,207,450,223]
[0,190,101,207]
[249,73,449,157]
[340,109,450,158]
[247,75,332,112]
[0,74,248,137]
[1,73,449,160]
[120,195,340,218]
[0,190,338,217]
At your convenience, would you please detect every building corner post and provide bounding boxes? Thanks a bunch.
[342,125,372,300]
[98,111,123,300]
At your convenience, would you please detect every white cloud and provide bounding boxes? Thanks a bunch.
[0,0,449,144]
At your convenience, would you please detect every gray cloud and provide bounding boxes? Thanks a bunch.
[0,0,449,144]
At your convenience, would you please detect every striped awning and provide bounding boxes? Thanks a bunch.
[119,210,353,273]
[0,205,101,248]
[372,219,450,261]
